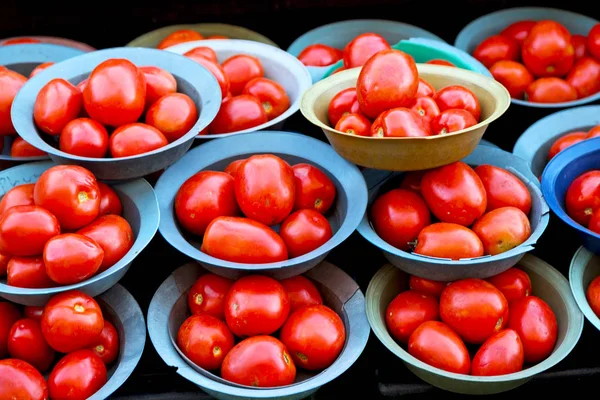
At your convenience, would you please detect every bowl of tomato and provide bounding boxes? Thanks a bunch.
[0,160,159,306]
[365,254,583,394]
[147,260,369,399]
[10,47,222,181]
[0,36,95,52]
[570,246,600,333]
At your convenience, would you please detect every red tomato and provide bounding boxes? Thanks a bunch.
[472,207,531,255]
[3,37,42,45]
[408,321,470,374]
[222,55,264,95]
[426,59,455,67]
[10,137,47,157]
[280,305,345,370]
[77,215,134,272]
[185,56,230,99]
[177,314,234,370]
[280,209,333,258]
[473,35,520,68]
[0,359,48,400]
[357,49,418,118]
[292,163,336,215]
[235,154,295,225]
[474,164,532,214]
[24,306,44,321]
[0,252,8,277]
[343,33,391,69]
[76,79,88,93]
[410,96,440,125]
[371,108,430,137]
[487,267,532,303]
[0,183,34,216]
[41,290,104,353]
[33,78,82,135]
[588,24,600,60]
[221,336,296,387]
[34,164,100,230]
[416,78,436,98]
[409,275,447,298]
[0,302,21,358]
[414,223,484,260]
[586,276,600,317]
[572,34,589,60]
[280,275,323,312]
[385,290,439,343]
[590,208,600,234]
[566,57,600,99]
[157,29,204,49]
[97,182,122,216]
[565,170,600,226]
[370,188,431,251]
[500,20,537,45]
[508,296,558,363]
[139,66,177,108]
[145,93,198,142]
[489,60,535,99]
[48,350,107,399]
[44,233,104,284]
[522,21,574,77]
[88,320,119,364]
[0,205,61,256]
[224,159,245,178]
[430,109,478,135]
[298,44,343,67]
[588,125,600,139]
[59,118,109,158]
[471,329,524,376]
[327,88,360,126]
[0,69,28,135]
[7,256,54,288]
[8,318,55,372]
[183,47,218,63]
[29,62,54,78]
[224,275,290,337]
[421,161,487,226]
[526,77,577,103]
[109,123,168,157]
[335,112,371,136]
[187,273,234,320]
[208,95,268,134]
[242,77,290,120]
[434,85,481,121]
[400,171,427,194]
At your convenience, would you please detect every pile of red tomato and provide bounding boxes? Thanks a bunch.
[177,272,345,387]
[547,125,600,161]
[387,268,558,375]
[175,154,337,263]
[156,29,229,50]
[587,275,600,318]
[0,290,119,399]
[0,165,134,288]
[565,170,600,234]
[327,49,481,137]
[473,20,600,103]
[371,162,532,259]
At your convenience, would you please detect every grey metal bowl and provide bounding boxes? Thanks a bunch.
[154,130,368,280]
[357,144,550,281]
[10,47,221,181]
[147,260,370,400]
[0,161,160,306]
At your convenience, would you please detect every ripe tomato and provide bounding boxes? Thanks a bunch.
[7,256,54,288]
[343,33,391,69]
[440,278,509,344]
[3,37,42,45]
[370,188,431,251]
[109,123,168,157]
[472,207,531,255]
[0,359,48,400]
[177,314,234,370]
[34,164,100,230]
[572,35,589,60]
[421,161,487,226]
[408,321,470,374]
[371,108,430,137]
[566,57,600,99]
[471,329,524,376]
[409,275,447,298]
[335,113,371,136]
[235,154,295,225]
[400,171,427,194]
[97,182,122,216]
[357,49,418,118]
[416,78,436,98]
[508,296,558,363]
[145,93,198,142]
[474,164,532,214]
[139,66,177,109]
[157,29,204,49]
[48,350,107,400]
[426,59,455,67]
[222,55,264,95]
[500,20,537,45]
[298,44,343,67]
[280,209,333,258]
[489,60,534,99]
[183,47,218,63]
[526,78,577,103]
[185,56,230,99]
[187,273,234,320]
[385,290,439,343]
[0,183,34,216]
[586,276,600,317]
[0,205,61,256]
[88,320,119,365]
[434,85,481,121]
[224,275,290,337]
[10,137,47,157]
[44,233,104,284]
[242,77,290,120]
[292,163,336,214]
[8,318,55,372]
[522,21,574,77]
[414,223,484,260]
[410,96,440,125]
[0,69,27,135]
[77,215,134,272]
[280,275,323,312]
[0,302,21,358]
[473,35,520,68]
[327,88,360,126]
[41,290,104,353]
[588,24,600,60]
[29,62,54,78]
[59,118,109,158]
[430,109,478,135]
[588,125,600,139]
[565,170,600,226]
[224,159,245,178]
[33,78,82,135]
[331,66,346,74]
[487,267,532,303]
[24,306,44,321]
[0,252,8,277]
[208,95,268,134]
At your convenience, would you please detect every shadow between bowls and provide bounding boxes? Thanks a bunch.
[154,130,367,280]
[147,260,369,400]
[0,36,95,52]
[357,144,550,281]
[165,39,312,139]
[10,47,221,181]
[365,254,584,395]
[0,161,160,306]
[569,246,600,332]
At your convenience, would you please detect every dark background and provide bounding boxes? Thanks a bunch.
[4,0,599,398]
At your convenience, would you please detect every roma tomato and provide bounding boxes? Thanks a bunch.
[548,132,587,160]
[44,233,104,285]
[292,163,336,215]
[280,209,333,258]
[183,47,218,63]
[572,35,589,60]
[588,125,600,139]
[48,350,107,400]
[487,267,532,303]
[426,59,455,67]
[410,96,440,124]
[370,188,431,251]
[430,109,477,135]
[371,108,430,137]
[139,66,177,108]
[327,87,360,126]
[224,159,245,178]
[335,113,371,136]
[474,164,532,214]
[7,256,54,288]
[280,275,323,312]
[500,20,536,45]
[34,164,100,230]
[59,118,109,158]
[177,314,234,370]
[0,302,21,358]
[224,275,290,337]
[343,33,391,69]
[222,55,264,95]
[10,137,47,157]
[187,273,234,320]
[33,78,82,135]
[109,123,168,157]
[357,49,418,119]
[586,276,600,317]
[242,77,290,120]
[0,205,60,256]
[522,21,574,77]
[400,171,427,194]
[41,290,104,353]
[185,56,230,99]
[526,77,577,103]
[473,35,520,68]
[298,44,343,67]
[0,69,28,135]
[77,215,134,272]
[588,24,600,60]
[0,252,8,277]
[440,278,509,344]
[566,57,600,98]
[434,85,481,121]
[8,318,55,372]
[145,93,198,142]
[489,60,534,99]
[0,183,34,216]
[472,207,531,255]
[157,29,204,49]
[471,329,524,376]
[24,306,44,321]
[414,223,484,260]
[385,290,439,343]
[88,320,119,364]
[408,321,470,374]
[0,359,48,400]
[202,217,288,263]
[208,95,268,134]
[97,182,122,216]
[29,61,54,78]
[221,336,296,387]
[508,296,558,363]
[416,78,436,98]
[409,275,447,298]
[565,170,600,226]
[421,161,487,226]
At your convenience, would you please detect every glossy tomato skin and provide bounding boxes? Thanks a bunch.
[222,55,264,95]
[414,223,484,259]
[77,215,134,272]
[59,118,109,158]
[177,314,234,370]
[0,205,61,256]
[371,108,430,137]
[400,171,427,194]
[24,306,44,321]
[409,276,447,298]
[280,209,333,258]
[88,320,119,364]
[588,24,600,60]
[526,78,577,103]
[157,29,204,49]
[242,77,290,120]
[0,302,21,358]
[44,233,104,285]
[408,321,471,374]
[34,78,82,135]
[224,275,290,337]
[489,60,535,99]
[343,33,391,69]
[0,183,34,216]
[370,188,431,251]
[430,109,478,135]
[357,50,418,119]
[8,318,55,372]
[48,350,107,400]
[280,275,323,312]
[0,70,28,135]
[109,123,168,157]
[473,35,520,68]
[487,267,532,303]
[572,35,589,60]
[292,163,336,214]
[184,47,218,63]
[328,88,360,127]
[586,276,600,317]
[97,182,122,216]
[522,21,574,77]
[471,329,524,376]
[335,113,371,136]
[7,256,55,288]
[565,170,600,226]
[500,20,537,45]
[10,137,47,157]
[566,57,600,99]
[474,164,532,214]
[224,159,245,179]
[145,93,198,142]
[187,273,234,320]
[410,97,440,127]
[298,44,343,67]
[208,95,268,134]
[434,85,481,121]
[0,359,48,400]
[472,207,531,255]
[385,290,439,343]
[139,66,177,108]
[185,56,230,99]
[416,78,436,98]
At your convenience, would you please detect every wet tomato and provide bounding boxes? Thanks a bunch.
[426,59,455,67]
[292,163,336,215]
[185,56,230,99]
[371,108,430,137]
[400,171,427,194]
[242,77,290,120]
[335,112,371,136]
[409,275,447,298]
[48,350,107,400]
[474,164,532,214]
[489,60,534,99]
[97,182,122,216]
[7,256,54,288]
[34,78,82,135]
[8,318,55,372]
[410,96,440,124]
[500,20,537,45]
[0,205,60,256]
[208,95,268,134]
[487,267,532,303]
[430,109,477,135]
[183,46,218,63]
[526,77,577,103]
[566,57,600,98]
[472,207,531,255]
[565,170,600,226]
[572,34,589,60]
[408,321,470,374]
[88,320,119,365]
[44,233,104,285]
[343,33,391,69]
[139,66,177,108]
[157,29,204,49]
[588,24,600,60]
[0,359,48,400]
[385,290,439,343]
[586,276,600,317]
[548,132,588,160]
[298,44,343,67]
[77,215,134,272]
[222,55,264,95]
[59,118,109,158]
[0,69,27,135]
[280,209,333,258]
[0,183,34,216]
[473,35,520,68]
[10,137,47,157]
[414,223,484,260]
[177,314,234,370]
[29,62,54,78]
[224,159,246,178]
[187,273,234,320]
[109,123,168,157]
[145,93,198,143]
[434,85,481,121]
[327,87,360,126]
[0,302,21,358]
[471,329,524,376]
[24,306,44,321]
[280,275,323,312]
[522,21,574,77]
[416,78,436,98]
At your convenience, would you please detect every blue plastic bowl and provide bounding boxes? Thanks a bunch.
[455,7,599,108]
[287,19,444,83]
[542,137,600,254]
[0,161,160,306]
[357,144,550,281]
